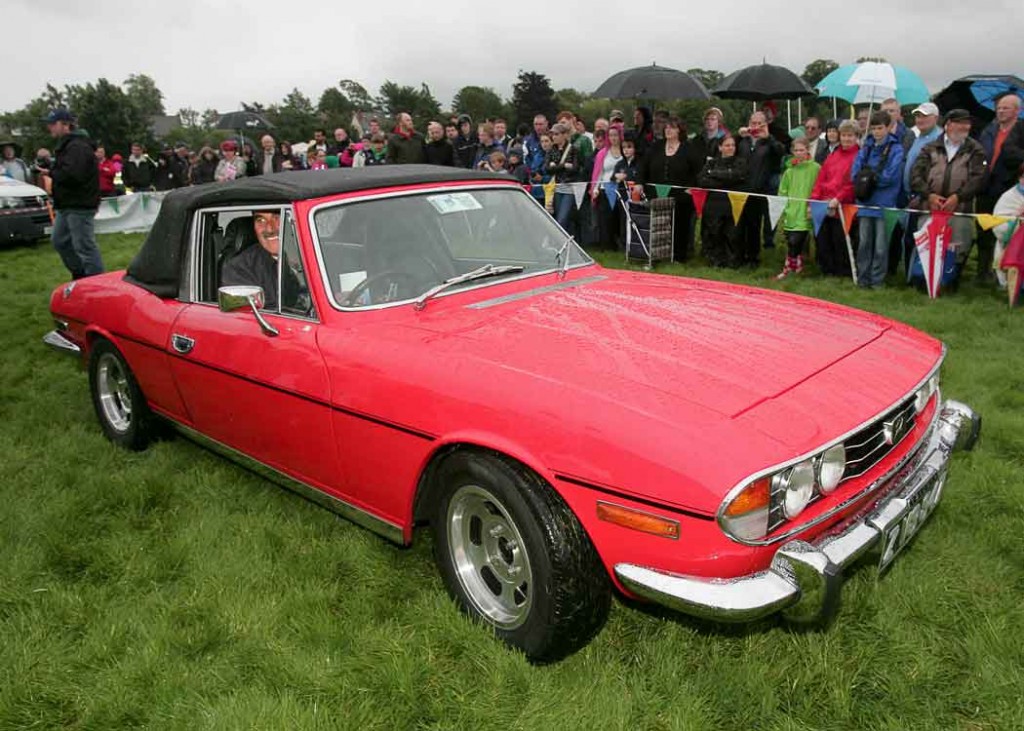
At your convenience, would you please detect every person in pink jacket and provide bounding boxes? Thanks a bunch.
[589,123,625,249]
[810,120,860,276]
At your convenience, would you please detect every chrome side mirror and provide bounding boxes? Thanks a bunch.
[218,285,279,337]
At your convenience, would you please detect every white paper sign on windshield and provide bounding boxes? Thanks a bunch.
[427,192,483,215]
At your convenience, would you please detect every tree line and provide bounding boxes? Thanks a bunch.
[1,60,858,158]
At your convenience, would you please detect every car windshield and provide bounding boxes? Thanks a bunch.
[312,186,592,308]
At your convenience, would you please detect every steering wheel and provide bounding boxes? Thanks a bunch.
[341,251,449,307]
[342,270,424,307]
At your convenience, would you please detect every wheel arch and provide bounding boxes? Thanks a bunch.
[410,435,562,529]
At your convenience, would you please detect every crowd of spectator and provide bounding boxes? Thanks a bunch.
[4,94,1023,291]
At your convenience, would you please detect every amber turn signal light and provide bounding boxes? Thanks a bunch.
[724,477,771,517]
[596,501,680,540]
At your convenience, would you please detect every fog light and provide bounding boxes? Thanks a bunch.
[775,460,815,519]
[816,444,846,494]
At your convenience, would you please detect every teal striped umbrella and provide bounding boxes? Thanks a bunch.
[816,63,930,105]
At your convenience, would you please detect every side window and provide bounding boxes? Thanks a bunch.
[279,211,315,319]
[197,210,256,304]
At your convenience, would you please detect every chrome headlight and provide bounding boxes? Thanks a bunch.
[816,444,846,495]
[0,197,16,209]
[914,374,940,414]
[773,460,815,519]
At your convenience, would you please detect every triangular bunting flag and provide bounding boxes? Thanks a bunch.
[727,193,749,225]
[883,208,902,241]
[841,204,859,235]
[141,193,150,211]
[572,183,586,210]
[689,188,709,218]
[809,201,830,236]
[976,213,1011,232]
[603,183,618,210]
[653,184,672,199]
[767,195,787,231]
[542,180,556,209]
[107,197,120,215]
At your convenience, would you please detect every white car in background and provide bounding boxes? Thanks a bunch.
[0,177,51,244]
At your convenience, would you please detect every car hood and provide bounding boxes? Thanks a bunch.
[414,269,890,420]
[0,177,47,198]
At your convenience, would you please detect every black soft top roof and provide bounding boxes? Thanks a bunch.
[124,166,510,298]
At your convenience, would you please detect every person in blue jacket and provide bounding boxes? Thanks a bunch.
[851,111,905,288]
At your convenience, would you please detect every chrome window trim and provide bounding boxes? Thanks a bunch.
[305,183,595,313]
[185,203,318,322]
[717,345,947,546]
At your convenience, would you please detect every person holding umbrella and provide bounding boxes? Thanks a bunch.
[977,95,1024,284]
[736,111,785,267]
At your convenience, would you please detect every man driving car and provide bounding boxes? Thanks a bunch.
[221,210,298,310]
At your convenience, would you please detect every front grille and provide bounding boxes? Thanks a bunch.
[0,195,48,211]
[843,396,917,479]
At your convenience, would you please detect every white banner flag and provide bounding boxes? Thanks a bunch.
[767,195,788,231]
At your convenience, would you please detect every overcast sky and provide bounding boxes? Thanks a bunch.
[3,0,1021,115]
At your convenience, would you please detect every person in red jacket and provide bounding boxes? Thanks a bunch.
[810,120,860,276]
[95,145,117,197]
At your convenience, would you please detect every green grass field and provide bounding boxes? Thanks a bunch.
[1,234,1022,730]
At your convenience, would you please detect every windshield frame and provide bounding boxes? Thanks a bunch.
[306,183,594,312]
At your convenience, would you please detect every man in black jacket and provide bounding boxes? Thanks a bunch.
[736,112,785,267]
[122,142,156,191]
[423,122,455,166]
[252,134,284,176]
[976,94,1024,283]
[38,109,103,278]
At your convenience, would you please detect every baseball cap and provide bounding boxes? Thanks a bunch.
[43,108,74,124]
[911,102,939,117]
[944,108,972,123]
[609,109,625,122]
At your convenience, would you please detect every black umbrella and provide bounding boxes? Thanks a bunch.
[933,75,1024,126]
[215,111,275,132]
[593,64,710,101]
[712,63,816,101]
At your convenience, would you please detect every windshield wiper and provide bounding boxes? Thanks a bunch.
[554,235,576,279]
[414,264,525,310]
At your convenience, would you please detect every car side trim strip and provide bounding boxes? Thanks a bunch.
[465,275,607,309]
[169,420,407,545]
[554,474,715,521]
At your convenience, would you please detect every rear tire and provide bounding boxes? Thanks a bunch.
[431,450,610,662]
[88,339,154,450]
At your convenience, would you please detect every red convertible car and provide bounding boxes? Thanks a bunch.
[45,167,980,661]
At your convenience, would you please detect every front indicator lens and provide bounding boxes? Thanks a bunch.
[722,477,770,541]
[596,501,680,540]
[816,444,846,494]
[775,460,815,519]
[915,374,940,414]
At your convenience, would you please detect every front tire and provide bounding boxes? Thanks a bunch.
[432,451,610,662]
[88,339,154,450]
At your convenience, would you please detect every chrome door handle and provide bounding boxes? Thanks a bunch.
[171,333,195,354]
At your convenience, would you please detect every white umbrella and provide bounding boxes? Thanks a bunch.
[845,62,897,104]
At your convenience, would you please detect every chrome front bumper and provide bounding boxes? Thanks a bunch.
[615,400,981,624]
[43,328,81,355]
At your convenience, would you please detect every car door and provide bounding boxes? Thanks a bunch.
[167,207,341,494]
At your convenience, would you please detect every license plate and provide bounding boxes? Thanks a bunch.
[43,226,53,235]
[878,473,945,572]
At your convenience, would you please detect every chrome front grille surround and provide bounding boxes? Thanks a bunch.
[843,396,918,479]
